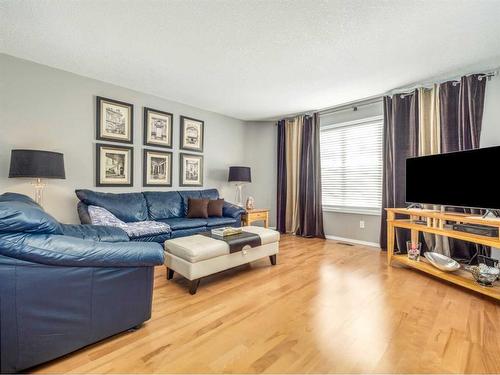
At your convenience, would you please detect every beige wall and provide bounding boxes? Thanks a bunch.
[0,53,247,223]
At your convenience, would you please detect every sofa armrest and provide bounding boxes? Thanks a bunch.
[223,201,245,218]
[60,224,130,243]
[0,232,164,267]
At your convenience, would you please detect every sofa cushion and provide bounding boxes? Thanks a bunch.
[170,226,208,239]
[206,217,237,227]
[0,200,63,235]
[207,199,224,217]
[0,232,165,267]
[159,217,208,230]
[187,198,209,219]
[131,232,172,243]
[178,190,202,216]
[200,189,219,200]
[0,192,41,207]
[60,224,129,243]
[143,191,183,220]
[75,190,148,222]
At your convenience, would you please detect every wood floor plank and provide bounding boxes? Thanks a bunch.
[32,235,500,373]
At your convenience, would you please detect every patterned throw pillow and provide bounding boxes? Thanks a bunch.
[88,205,170,238]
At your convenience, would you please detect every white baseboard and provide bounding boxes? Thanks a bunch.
[325,234,380,248]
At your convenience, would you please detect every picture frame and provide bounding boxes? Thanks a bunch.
[96,143,134,187]
[179,153,204,187]
[96,96,134,144]
[143,107,173,149]
[180,115,204,152]
[143,149,173,187]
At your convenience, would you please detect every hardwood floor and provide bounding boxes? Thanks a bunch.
[33,235,500,373]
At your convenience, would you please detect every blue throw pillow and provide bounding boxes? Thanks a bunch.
[0,201,63,234]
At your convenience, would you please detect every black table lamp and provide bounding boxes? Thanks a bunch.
[9,149,66,206]
[228,166,251,207]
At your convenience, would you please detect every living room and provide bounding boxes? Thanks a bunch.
[1,1,500,374]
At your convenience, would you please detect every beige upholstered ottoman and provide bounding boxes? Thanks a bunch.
[164,226,280,294]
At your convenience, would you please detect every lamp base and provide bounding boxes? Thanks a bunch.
[235,184,244,207]
[31,178,46,206]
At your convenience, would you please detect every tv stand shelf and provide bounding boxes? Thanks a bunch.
[386,208,500,301]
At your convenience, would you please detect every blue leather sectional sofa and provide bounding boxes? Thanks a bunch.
[76,188,245,241]
[0,193,165,373]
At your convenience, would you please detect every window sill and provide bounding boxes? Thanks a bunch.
[322,206,382,216]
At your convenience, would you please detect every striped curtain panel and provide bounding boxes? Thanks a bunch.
[276,114,325,238]
[381,74,489,261]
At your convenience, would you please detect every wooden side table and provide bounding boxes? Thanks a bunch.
[241,208,269,228]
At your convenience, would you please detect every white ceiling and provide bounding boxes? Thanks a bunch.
[2,1,500,121]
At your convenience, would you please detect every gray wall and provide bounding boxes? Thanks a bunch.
[0,53,247,223]
[244,121,277,227]
[481,74,500,147]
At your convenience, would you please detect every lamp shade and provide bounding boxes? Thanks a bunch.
[228,166,251,183]
[9,150,66,179]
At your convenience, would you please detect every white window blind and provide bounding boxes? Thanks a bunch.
[320,115,383,215]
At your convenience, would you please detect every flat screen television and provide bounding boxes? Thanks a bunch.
[406,146,500,210]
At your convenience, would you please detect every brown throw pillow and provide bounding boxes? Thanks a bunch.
[207,198,224,217]
[187,198,209,218]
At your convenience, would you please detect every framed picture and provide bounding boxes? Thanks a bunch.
[96,96,133,144]
[179,153,203,187]
[143,107,173,148]
[143,149,173,187]
[96,143,133,187]
[180,115,204,152]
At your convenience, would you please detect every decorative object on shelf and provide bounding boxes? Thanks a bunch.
[8,149,65,206]
[424,252,461,271]
[470,264,500,286]
[179,153,203,187]
[211,227,243,237]
[406,241,421,261]
[246,196,255,210]
[180,115,204,152]
[96,143,133,187]
[386,207,500,301]
[143,107,173,148]
[228,166,251,207]
[143,149,172,187]
[96,96,134,144]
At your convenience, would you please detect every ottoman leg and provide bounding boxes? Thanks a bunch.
[166,267,174,280]
[269,255,277,265]
[189,279,201,295]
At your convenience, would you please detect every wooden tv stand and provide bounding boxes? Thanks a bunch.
[386,208,500,301]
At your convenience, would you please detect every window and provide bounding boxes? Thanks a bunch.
[320,115,383,215]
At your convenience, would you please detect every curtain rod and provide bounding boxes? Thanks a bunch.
[277,69,498,122]
[389,70,498,97]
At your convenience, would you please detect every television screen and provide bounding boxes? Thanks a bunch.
[406,146,500,209]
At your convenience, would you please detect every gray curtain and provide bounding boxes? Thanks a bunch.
[296,114,325,238]
[380,91,419,250]
[440,74,489,262]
